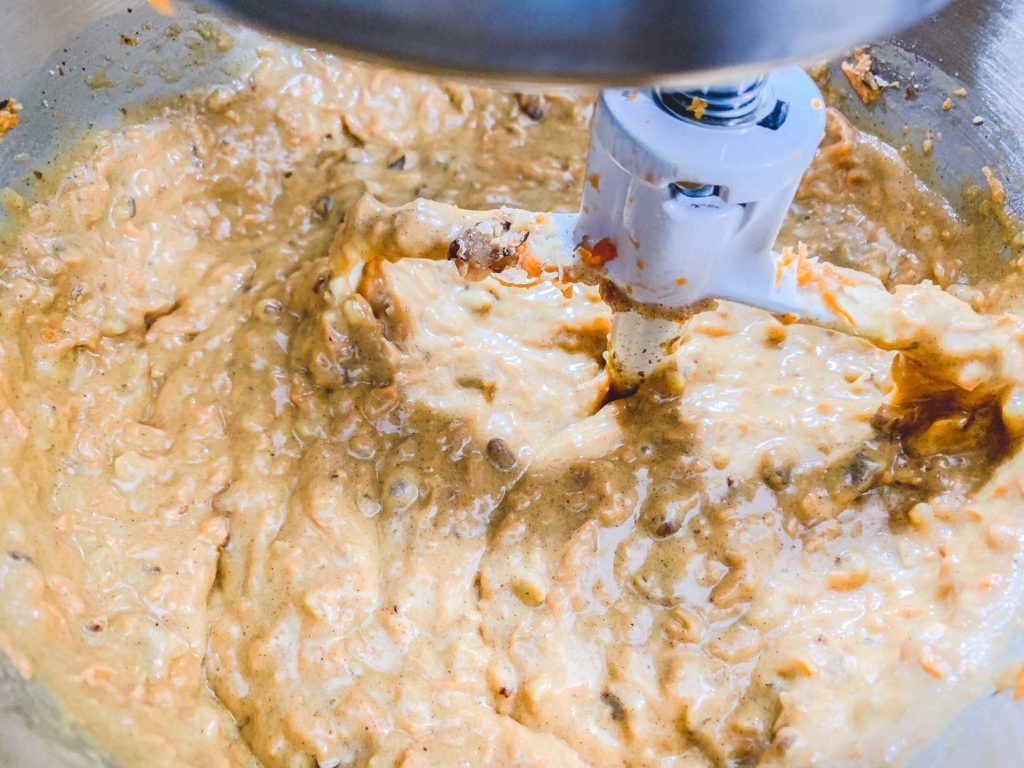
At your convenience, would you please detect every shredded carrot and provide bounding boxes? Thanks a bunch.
[575,314,612,334]
[982,166,1006,204]
[918,649,948,679]
[841,49,879,105]
[519,250,544,278]
[777,658,814,678]
[776,243,857,327]
[774,246,798,289]
[0,98,22,142]
[148,0,177,14]
[687,97,708,121]
[796,260,814,287]
[828,266,858,288]
[827,569,867,591]
[822,109,856,163]
[816,262,858,325]
[580,237,618,267]
[821,288,856,326]
[674,277,688,286]
[1014,661,1024,700]
[493,276,542,289]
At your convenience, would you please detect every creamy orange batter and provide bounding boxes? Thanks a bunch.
[1,42,1023,768]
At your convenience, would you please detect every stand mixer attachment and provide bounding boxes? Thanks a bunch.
[209,0,955,385]
[571,69,827,384]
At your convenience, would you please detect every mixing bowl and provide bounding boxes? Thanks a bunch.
[1,2,1022,766]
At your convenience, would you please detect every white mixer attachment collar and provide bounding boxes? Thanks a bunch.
[572,67,827,384]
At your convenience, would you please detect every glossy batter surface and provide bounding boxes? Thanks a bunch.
[1,47,1023,768]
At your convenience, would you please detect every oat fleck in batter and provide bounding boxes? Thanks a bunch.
[1,46,1023,768]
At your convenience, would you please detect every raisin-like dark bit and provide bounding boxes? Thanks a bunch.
[655,519,682,538]
[601,689,626,722]
[843,450,882,493]
[387,154,406,170]
[313,195,334,219]
[486,438,517,472]
[776,733,797,750]
[516,93,548,121]
[760,464,791,491]
[6,550,31,563]
[871,401,942,433]
[447,223,521,281]
[569,465,591,489]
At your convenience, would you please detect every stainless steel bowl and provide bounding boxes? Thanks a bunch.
[1,2,1023,766]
